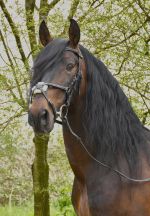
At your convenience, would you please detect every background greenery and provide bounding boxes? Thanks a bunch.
[0,0,149,215]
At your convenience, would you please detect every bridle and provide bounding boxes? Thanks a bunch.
[29,46,150,183]
[30,46,83,125]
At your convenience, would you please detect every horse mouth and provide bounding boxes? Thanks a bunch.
[34,124,53,134]
[30,120,54,134]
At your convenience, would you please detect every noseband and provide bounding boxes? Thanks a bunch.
[30,47,83,124]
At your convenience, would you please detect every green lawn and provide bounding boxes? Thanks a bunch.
[0,204,76,216]
[0,205,33,216]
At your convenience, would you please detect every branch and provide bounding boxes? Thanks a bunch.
[142,110,150,125]
[0,110,26,134]
[121,82,150,101]
[134,78,149,111]
[39,0,48,23]
[35,4,39,12]
[0,0,29,71]
[25,0,37,58]
[67,0,80,20]
[58,0,80,36]
[114,56,128,76]
[91,0,98,6]
[0,100,16,105]
[78,0,105,23]
[48,0,61,11]
[0,30,26,108]
[0,74,25,109]
[92,0,105,9]
[144,37,150,55]
[5,80,29,92]
[136,0,150,18]
[103,18,149,50]
[4,35,29,88]
[0,53,10,67]
[0,109,22,126]
[114,33,130,76]
[39,0,61,22]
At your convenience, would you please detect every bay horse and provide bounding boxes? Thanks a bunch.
[28,19,150,216]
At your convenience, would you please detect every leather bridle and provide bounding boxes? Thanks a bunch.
[29,47,83,125]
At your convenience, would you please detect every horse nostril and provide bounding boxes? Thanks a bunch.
[40,109,48,126]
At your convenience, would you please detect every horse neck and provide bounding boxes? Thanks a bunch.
[62,96,91,181]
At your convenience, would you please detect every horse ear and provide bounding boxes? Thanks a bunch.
[39,20,52,47]
[69,19,80,48]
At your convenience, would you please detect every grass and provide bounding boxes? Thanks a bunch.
[0,205,33,216]
[0,204,76,216]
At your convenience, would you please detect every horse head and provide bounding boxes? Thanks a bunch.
[28,19,85,133]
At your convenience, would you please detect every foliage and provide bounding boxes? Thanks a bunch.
[51,194,75,216]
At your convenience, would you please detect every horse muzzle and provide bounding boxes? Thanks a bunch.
[28,107,54,134]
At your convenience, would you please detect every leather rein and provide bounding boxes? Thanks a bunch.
[30,46,150,183]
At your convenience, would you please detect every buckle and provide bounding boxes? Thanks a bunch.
[36,82,48,91]
[32,82,48,95]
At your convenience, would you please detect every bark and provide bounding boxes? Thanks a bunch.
[25,0,37,59]
[32,134,50,216]
[59,0,80,36]
[39,0,61,23]
[67,0,80,20]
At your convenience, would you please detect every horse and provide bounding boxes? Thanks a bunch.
[28,19,150,216]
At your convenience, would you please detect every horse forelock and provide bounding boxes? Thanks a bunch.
[30,39,68,87]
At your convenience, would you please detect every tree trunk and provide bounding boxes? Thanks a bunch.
[32,133,50,216]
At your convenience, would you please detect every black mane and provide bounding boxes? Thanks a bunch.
[80,45,150,176]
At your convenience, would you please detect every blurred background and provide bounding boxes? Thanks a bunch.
[0,0,149,215]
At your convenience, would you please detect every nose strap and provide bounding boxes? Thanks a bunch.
[41,90,57,121]
[31,82,58,121]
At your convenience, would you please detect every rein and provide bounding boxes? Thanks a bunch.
[64,117,150,183]
[30,47,150,183]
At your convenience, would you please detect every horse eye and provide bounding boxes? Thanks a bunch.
[66,63,74,71]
